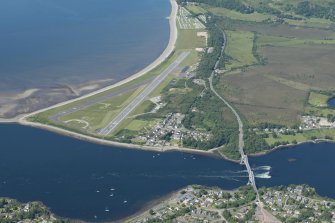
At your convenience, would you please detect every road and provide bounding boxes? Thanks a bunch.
[49,78,154,123]
[99,51,190,136]
[208,27,259,200]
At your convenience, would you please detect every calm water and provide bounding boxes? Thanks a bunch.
[328,97,335,108]
[251,143,335,198]
[0,124,246,222]
[0,125,335,221]
[0,0,169,93]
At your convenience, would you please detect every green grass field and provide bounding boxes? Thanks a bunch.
[258,35,335,48]
[59,86,146,131]
[224,30,257,70]
[186,5,207,14]
[125,119,153,131]
[265,128,335,146]
[207,7,271,22]
[308,92,330,107]
[176,29,207,50]
[304,91,335,119]
[285,17,334,29]
[305,105,335,118]
[214,10,335,126]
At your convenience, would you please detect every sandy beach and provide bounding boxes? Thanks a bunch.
[11,0,178,120]
[19,120,219,158]
[0,0,220,158]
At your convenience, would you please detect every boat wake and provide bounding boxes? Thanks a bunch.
[255,171,271,179]
[253,166,272,179]
[253,166,271,171]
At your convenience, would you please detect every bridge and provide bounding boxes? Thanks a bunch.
[208,26,259,201]
[241,155,257,191]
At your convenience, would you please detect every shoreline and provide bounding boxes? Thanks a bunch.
[0,0,224,162]
[120,189,181,223]
[0,0,178,123]
[249,138,335,158]
[17,120,220,158]
[1,0,333,163]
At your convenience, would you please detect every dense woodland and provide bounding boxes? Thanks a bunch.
[177,0,254,13]
[178,0,335,21]
[196,18,224,79]
[156,17,242,158]
[295,1,335,21]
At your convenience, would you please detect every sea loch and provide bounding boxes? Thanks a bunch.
[0,124,335,222]
[0,0,169,93]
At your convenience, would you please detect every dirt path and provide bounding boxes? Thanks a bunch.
[255,203,282,223]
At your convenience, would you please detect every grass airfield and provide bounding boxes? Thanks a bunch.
[30,6,207,139]
[30,0,335,155]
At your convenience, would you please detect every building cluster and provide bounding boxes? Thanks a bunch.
[261,185,335,223]
[252,126,298,138]
[143,113,183,146]
[0,198,60,223]
[148,96,166,113]
[179,63,198,79]
[252,115,335,136]
[131,185,256,223]
[301,115,335,130]
[131,184,335,223]
[143,113,211,147]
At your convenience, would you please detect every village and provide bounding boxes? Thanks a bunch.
[140,112,212,147]
[260,185,335,223]
[301,116,335,130]
[130,185,257,223]
[130,185,335,223]
[0,198,64,223]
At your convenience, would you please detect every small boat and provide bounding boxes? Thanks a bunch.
[105,207,109,212]
[123,200,128,204]
[96,190,100,193]
[110,193,114,197]
[110,188,115,191]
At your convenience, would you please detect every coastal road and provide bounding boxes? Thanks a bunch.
[49,78,154,123]
[99,51,190,136]
[208,27,259,200]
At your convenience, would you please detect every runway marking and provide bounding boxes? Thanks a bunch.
[99,52,190,136]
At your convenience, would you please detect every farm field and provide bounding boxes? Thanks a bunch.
[308,92,330,108]
[214,13,335,126]
[185,4,206,14]
[208,7,271,22]
[265,128,335,147]
[224,30,257,70]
